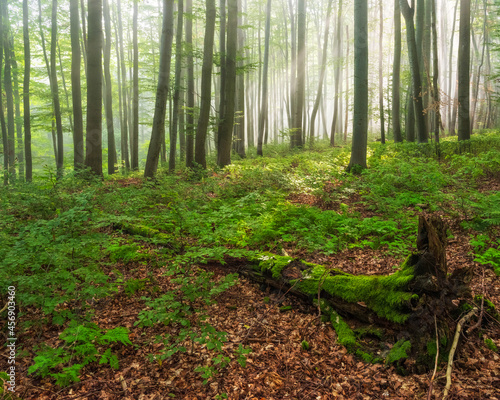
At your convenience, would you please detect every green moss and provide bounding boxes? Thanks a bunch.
[356,349,383,364]
[279,305,293,312]
[294,263,416,323]
[475,295,500,321]
[355,326,384,340]
[386,339,411,364]
[330,311,357,350]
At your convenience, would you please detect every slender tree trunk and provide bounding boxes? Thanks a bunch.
[103,0,117,174]
[344,24,349,142]
[57,42,73,133]
[257,0,271,156]
[348,0,368,170]
[447,0,459,135]
[10,44,23,181]
[0,7,7,185]
[169,0,184,172]
[292,0,305,148]
[392,0,402,142]
[234,0,246,158]
[131,1,139,170]
[431,0,441,142]
[378,0,385,144]
[330,0,342,146]
[117,0,130,170]
[310,0,333,145]
[457,0,471,141]
[194,0,216,168]
[185,0,195,167]
[144,0,174,178]
[288,0,296,129]
[23,0,32,182]
[470,0,486,131]
[217,0,226,150]
[400,0,427,143]
[1,0,15,181]
[70,0,84,169]
[50,0,64,177]
[85,0,103,176]
[217,0,237,167]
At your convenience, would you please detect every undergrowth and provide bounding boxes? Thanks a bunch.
[1,130,499,387]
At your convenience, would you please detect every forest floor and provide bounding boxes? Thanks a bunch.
[1,135,500,399]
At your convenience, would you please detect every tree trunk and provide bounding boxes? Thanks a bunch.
[194,0,216,168]
[216,0,237,167]
[217,0,226,150]
[330,1,342,147]
[392,0,402,142]
[70,0,84,170]
[378,0,385,144]
[131,0,139,170]
[344,25,349,142]
[406,84,415,141]
[447,0,459,135]
[457,0,471,141]
[50,0,64,178]
[144,0,174,178]
[430,0,441,142]
[400,0,427,143]
[169,0,184,172]
[291,0,305,148]
[116,0,130,171]
[257,0,271,156]
[85,0,103,176]
[310,0,333,145]
[0,0,8,185]
[103,0,117,175]
[185,0,195,167]
[347,0,368,171]
[23,0,32,182]
[2,0,16,181]
[470,0,486,131]
[234,0,246,159]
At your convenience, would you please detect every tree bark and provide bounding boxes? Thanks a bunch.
[169,0,184,172]
[347,0,368,171]
[144,0,174,178]
[85,0,103,176]
[217,0,238,167]
[50,0,64,178]
[431,0,441,142]
[70,0,84,170]
[23,0,32,182]
[457,0,471,141]
[330,0,342,147]
[194,0,216,168]
[233,0,246,159]
[378,0,385,144]
[2,0,16,181]
[392,0,402,142]
[103,0,117,175]
[447,0,459,135]
[257,0,271,156]
[291,0,305,148]
[185,0,195,168]
[310,0,333,145]
[400,0,428,143]
[131,0,139,170]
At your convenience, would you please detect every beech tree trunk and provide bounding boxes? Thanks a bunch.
[194,0,216,168]
[257,0,271,156]
[144,0,174,178]
[185,0,195,167]
[216,0,238,167]
[85,0,103,176]
[23,0,32,182]
[392,0,402,142]
[457,0,471,141]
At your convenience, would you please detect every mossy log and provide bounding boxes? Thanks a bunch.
[226,216,475,372]
[115,216,481,372]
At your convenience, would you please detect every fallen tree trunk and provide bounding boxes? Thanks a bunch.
[223,216,476,373]
[115,215,487,373]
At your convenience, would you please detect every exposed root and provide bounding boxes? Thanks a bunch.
[442,308,478,399]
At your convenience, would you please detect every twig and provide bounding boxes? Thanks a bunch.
[427,315,439,400]
[442,308,478,400]
[468,268,485,334]
[0,302,7,314]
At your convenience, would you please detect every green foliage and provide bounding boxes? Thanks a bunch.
[28,322,132,387]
